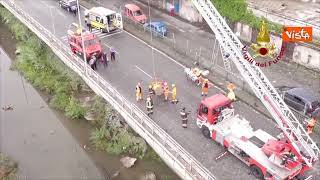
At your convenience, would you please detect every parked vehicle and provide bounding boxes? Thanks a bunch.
[143,21,168,37]
[124,4,147,24]
[196,94,311,179]
[277,86,320,117]
[58,0,77,13]
[84,7,123,33]
[67,23,102,60]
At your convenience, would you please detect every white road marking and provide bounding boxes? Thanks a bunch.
[135,65,152,78]
[124,31,186,68]
[61,35,68,40]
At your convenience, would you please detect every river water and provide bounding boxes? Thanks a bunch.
[0,22,179,180]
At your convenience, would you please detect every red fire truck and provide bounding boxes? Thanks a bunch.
[196,94,313,179]
[67,23,102,61]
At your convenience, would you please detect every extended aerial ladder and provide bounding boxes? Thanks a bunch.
[190,0,319,168]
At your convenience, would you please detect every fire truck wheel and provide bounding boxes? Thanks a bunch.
[201,127,211,139]
[250,165,263,179]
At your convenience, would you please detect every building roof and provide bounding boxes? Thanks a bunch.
[202,94,231,109]
[89,7,116,16]
[124,4,141,12]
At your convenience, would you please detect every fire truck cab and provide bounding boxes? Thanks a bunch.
[196,94,307,179]
[67,23,102,60]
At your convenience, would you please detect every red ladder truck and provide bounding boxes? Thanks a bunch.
[196,94,310,179]
[67,23,102,61]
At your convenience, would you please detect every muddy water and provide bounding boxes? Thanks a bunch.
[0,22,179,180]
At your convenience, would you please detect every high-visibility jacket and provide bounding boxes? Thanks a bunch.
[227,90,236,101]
[202,82,209,93]
[146,99,153,109]
[307,118,316,128]
[172,87,177,98]
[136,85,142,94]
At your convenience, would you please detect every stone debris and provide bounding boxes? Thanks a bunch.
[2,105,13,111]
[110,170,120,179]
[140,171,156,180]
[120,156,137,168]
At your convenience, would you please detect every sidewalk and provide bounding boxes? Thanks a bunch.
[0,48,104,179]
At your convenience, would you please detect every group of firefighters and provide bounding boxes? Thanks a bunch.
[135,79,237,128]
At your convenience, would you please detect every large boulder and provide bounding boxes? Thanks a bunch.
[120,156,137,168]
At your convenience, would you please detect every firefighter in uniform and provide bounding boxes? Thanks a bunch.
[171,84,178,104]
[307,117,317,135]
[148,85,155,96]
[180,107,190,128]
[163,82,169,101]
[227,83,236,101]
[146,96,154,116]
[135,83,143,101]
[202,79,209,96]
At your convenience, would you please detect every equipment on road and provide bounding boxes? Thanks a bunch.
[84,7,123,33]
[149,80,168,97]
[191,0,319,179]
[67,23,102,60]
[184,62,209,86]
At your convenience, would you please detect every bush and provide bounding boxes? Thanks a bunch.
[65,97,85,120]
[211,0,283,33]
[50,92,70,111]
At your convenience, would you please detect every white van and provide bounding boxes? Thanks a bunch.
[84,7,123,33]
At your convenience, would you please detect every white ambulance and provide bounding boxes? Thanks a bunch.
[84,7,123,33]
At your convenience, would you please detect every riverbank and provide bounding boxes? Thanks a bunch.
[0,5,179,180]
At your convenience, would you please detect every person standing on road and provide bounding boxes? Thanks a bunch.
[110,47,116,61]
[180,107,190,128]
[87,19,92,32]
[136,83,143,102]
[163,82,169,101]
[227,82,236,101]
[146,96,154,116]
[89,56,95,70]
[307,117,317,135]
[201,79,209,96]
[148,85,155,96]
[171,84,178,104]
[101,52,108,68]
[92,53,98,70]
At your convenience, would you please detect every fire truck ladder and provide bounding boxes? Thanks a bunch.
[191,0,319,167]
[220,45,231,72]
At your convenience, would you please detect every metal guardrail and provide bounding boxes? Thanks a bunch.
[0,0,216,179]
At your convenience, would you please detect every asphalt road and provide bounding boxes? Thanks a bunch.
[9,0,319,179]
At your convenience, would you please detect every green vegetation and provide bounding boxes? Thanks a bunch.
[212,0,283,33]
[0,5,160,160]
[0,153,17,180]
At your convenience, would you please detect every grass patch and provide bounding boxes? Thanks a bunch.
[65,97,86,120]
[0,153,17,180]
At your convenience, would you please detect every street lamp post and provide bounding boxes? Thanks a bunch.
[76,0,87,74]
[148,0,156,80]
